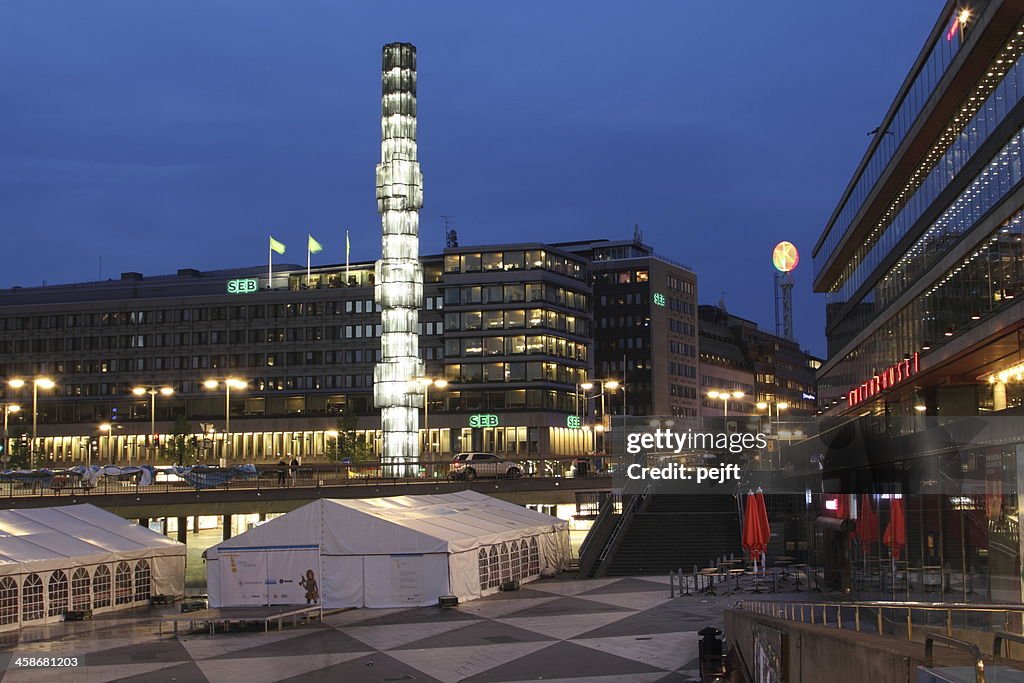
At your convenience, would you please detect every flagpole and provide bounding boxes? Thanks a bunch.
[345,229,350,283]
[268,240,272,290]
[307,235,311,287]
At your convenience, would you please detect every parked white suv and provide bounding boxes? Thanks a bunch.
[448,453,522,480]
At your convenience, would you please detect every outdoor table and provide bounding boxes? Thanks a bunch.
[700,568,718,595]
[790,563,807,591]
[729,568,745,593]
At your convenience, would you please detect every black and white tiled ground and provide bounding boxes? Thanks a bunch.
[1,576,744,682]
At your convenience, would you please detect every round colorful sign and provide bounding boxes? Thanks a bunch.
[772,241,799,272]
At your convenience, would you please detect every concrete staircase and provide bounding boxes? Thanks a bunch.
[606,491,742,575]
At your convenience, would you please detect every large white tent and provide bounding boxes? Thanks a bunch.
[0,504,185,631]
[206,491,571,609]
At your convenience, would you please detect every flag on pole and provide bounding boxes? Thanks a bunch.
[308,235,323,254]
[345,229,351,282]
[270,236,286,255]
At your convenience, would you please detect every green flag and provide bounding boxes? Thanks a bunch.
[269,236,286,255]
[308,234,323,254]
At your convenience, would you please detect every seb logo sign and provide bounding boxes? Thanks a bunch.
[847,352,919,407]
[469,414,499,428]
[226,278,258,294]
[566,415,581,429]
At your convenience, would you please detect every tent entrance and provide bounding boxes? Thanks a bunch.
[217,545,321,606]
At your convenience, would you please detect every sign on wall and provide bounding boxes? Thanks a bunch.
[469,414,499,428]
[227,278,259,294]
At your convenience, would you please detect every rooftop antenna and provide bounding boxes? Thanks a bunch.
[633,223,643,244]
[772,241,799,341]
[443,215,458,248]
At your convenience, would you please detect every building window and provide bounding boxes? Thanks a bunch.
[93,565,111,608]
[115,561,133,605]
[478,548,488,590]
[22,574,43,622]
[48,570,68,617]
[488,546,500,589]
[71,568,91,611]
[0,577,17,625]
[134,560,151,602]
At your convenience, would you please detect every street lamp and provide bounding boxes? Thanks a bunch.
[755,400,789,431]
[707,390,744,419]
[2,404,20,467]
[413,377,448,457]
[132,385,174,463]
[9,377,55,469]
[204,378,246,464]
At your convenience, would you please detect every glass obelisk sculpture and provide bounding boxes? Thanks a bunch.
[373,43,424,469]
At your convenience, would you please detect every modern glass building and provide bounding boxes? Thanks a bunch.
[810,0,1024,602]
[815,0,1024,418]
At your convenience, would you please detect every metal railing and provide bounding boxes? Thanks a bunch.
[592,480,653,576]
[738,599,1024,642]
[925,633,985,683]
[0,456,611,499]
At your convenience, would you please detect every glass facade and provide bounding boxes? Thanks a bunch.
[816,17,965,273]
[820,204,1024,406]
[826,28,1024,310]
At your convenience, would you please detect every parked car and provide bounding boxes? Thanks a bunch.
[448,453,522,481]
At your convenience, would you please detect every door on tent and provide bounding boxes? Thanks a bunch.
[218,545,321,606]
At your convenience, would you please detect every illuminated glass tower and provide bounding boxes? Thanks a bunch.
[373,42,424,467]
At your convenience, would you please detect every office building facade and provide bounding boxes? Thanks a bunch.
[0,239,693,465]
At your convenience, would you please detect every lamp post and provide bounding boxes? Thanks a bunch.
[9,377,55,469]
[2,404,20,467]
[755,400,789,430]
[133,385,174,462]
[755,401,788,470]
[204,378,246,464]
[414,377,448,458]
[707,389,744,419]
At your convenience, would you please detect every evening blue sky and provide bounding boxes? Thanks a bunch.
[0,2,942,355]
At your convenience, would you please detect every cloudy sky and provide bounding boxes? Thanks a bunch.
[0,1,942,355]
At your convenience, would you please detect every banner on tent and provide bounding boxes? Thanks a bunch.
[218,545,320,606]
[392,554,424,604]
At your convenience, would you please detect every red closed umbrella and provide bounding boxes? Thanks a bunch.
[883,497,906,560]
[742,490,770,571]
[754,489,771,560]
[854,494,879,544]
[741,492,761,565]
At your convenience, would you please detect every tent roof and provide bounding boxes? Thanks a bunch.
[0,504,185,576]
[210,490,568,557]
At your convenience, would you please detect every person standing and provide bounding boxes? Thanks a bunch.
[276,457,287,487]
[290,456,299,487]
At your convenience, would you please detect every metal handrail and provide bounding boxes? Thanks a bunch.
[925,632,985,683]
[993,630,1024,661]
[738,599,1024,643]
[595,480,653,570]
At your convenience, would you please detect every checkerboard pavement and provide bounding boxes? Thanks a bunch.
[0,575,754,682]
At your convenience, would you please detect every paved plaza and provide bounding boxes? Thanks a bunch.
[0,574,761,682]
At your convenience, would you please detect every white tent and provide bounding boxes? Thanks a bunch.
[206,491,571,609]
[0,504,185,631]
